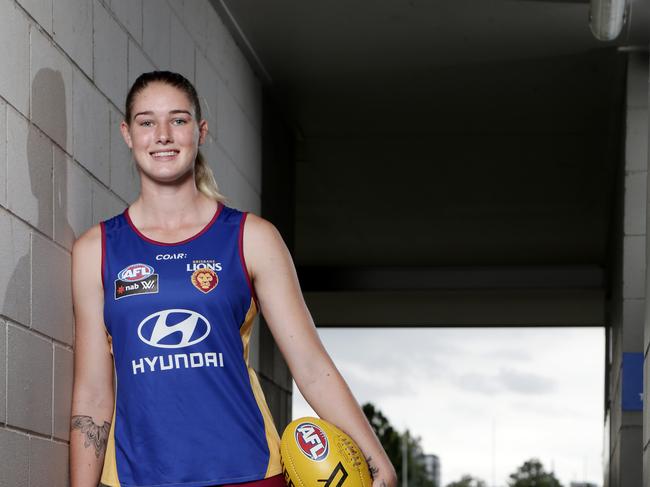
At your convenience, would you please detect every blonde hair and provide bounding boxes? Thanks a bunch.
[195,151,227,202]
[125,71,227,203]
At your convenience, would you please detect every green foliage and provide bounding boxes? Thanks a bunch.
[362,403,437,487]
[446,474,487,487]
[508,458,563,487]
[362,404,565,487]
[363,403,402,469]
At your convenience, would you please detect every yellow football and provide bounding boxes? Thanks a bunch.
[280,417,373,487]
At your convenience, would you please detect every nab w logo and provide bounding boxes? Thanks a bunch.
[137,309,211,348]
[141,280,156,290]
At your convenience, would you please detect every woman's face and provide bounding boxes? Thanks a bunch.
[121,81,208,185]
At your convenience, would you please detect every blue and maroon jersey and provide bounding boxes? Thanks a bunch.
[99,203,282,487]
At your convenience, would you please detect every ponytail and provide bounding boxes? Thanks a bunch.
[195,150,227,202]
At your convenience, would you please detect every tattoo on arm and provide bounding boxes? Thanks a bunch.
[366,456,380,480]
[366,456,390,487]
[71,415,111,458]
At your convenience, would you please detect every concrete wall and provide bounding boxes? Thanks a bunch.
[605,52,648,487]
[258,91,297,432]
[293,51,622,270]
[0,0,289,484]
[642,47,650,487]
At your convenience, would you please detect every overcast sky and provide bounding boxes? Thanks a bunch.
[292,327,604,487]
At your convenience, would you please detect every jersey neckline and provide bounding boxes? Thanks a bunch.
[123,202,223,246]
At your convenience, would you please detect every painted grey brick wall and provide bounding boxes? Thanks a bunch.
[0,0,274,484]
[607,52,648,487]
[642,48,650,487]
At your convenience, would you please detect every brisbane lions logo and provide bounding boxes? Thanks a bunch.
[191,268,219,293]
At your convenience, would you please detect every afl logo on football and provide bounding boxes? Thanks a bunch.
[118,263,154,282]
[137,309,211,348]
[295,422,329,461]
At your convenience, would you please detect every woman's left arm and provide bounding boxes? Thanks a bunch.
[243,213,397,487]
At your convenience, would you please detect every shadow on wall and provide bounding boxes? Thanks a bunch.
[3,68,72,325]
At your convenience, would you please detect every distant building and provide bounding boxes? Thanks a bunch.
[423,454,440,487]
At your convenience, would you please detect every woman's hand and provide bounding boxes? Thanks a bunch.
[368,455,398,487]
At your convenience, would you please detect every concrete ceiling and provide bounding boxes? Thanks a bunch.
[221,0,607,84]
[216,0,632,308]
[220,0,619,134]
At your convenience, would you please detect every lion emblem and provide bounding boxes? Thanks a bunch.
[191,268,219,293]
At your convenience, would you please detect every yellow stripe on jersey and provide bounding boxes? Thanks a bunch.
[240,297,256,366]
[240,298,283,478]
[248,369,283,477]
[100,359,121,487]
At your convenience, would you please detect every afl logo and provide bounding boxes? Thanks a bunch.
[137,309,211,349]
[295,422,329,461]
[118,263,154,282]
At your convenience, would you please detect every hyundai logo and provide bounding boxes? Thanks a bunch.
[137,309,211,348]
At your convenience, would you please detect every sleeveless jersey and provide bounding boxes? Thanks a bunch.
[99,203,282,487]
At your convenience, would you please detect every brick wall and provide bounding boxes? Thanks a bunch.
[0,0,275,484]
[642,48,650,487]
[605,52,648,487]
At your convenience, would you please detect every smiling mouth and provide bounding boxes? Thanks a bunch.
[150,150,180,159]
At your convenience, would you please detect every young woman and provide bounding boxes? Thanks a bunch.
[69,71,397,487]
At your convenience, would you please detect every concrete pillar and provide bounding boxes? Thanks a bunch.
[256,88,298,432]
[606,52,648,487]
[257,321,293,433]
[642,47,650,487]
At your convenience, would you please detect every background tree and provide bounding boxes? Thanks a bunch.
[446,474,487,487]
[363,403,402,467]
[363,402,436,487]
[405,429,438,487]
[508,458,563,487]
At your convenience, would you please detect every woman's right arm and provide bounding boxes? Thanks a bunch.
[70,225,115,487]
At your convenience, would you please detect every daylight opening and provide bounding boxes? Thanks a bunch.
[292,327,604,487]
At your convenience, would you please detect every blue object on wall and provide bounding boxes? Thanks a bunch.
[622,352,644,411]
